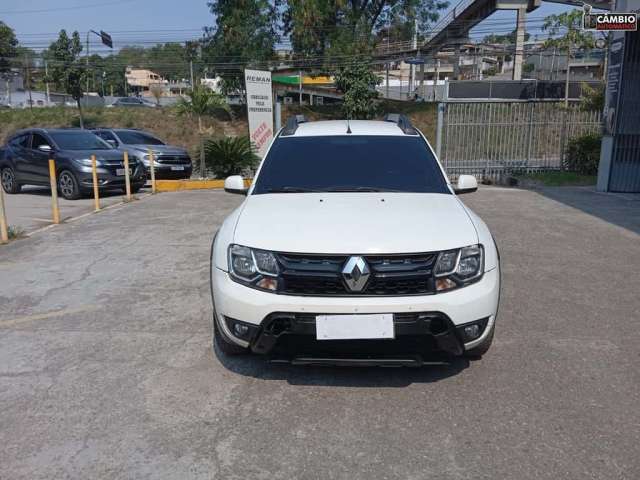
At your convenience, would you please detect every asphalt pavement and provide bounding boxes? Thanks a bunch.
[0,186,639,479]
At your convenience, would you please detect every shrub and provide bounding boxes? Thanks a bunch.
[564,133,601,175]
[580,82,604,112]
[203,136,259,178]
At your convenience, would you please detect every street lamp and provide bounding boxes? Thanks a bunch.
[86,30,113,94]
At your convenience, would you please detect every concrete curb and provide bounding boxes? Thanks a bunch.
[155,179,252,192]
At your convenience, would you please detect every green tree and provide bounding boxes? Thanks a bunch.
[334,59,380,119]
[483,29,530,44]
[284,0,449,62]
[0,21,18,76]
[542,9,595,106]
[176,86,230,177]
[45,30,87,127]
[202,0,279,93]
[542,9,595,51]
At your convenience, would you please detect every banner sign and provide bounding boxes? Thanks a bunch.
[244,69,274,158]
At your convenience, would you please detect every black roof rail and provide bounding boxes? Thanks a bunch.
[383,113,418,135]
[281,115,308,136]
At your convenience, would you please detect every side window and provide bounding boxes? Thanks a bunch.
[31,133,51,150]
[11,134,30,148]
[96,131,117,143]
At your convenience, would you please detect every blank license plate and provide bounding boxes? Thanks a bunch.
[170,166,185,171]
[316,314,394,340]
[116,168,132,176]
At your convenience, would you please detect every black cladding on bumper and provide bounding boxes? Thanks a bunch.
[222,313,491,363]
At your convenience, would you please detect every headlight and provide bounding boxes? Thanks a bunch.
[434,244,484,291]
[74,158,102,167]
[228,244,279,291]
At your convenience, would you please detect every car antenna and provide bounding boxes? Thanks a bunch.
[346,119,352,134]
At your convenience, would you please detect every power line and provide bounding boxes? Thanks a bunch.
[0,0,140,15]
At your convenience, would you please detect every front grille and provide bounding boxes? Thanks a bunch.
[156,155,191,165]
[276,252,437,296]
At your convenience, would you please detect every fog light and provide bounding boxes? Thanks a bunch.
[233,323,249,337]
[435,277,456,291]
[463,324,481,340]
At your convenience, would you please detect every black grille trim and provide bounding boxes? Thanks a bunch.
[275,252,437,297]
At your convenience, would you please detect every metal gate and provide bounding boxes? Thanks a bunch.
[437,101,602,179]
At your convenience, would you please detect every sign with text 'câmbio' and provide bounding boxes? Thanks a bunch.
[244,69,274,158]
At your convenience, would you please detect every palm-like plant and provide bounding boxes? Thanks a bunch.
[176,86,230,177]
[203,136,260,179]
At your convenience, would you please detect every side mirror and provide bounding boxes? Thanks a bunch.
[106,139,118,148]
[37,144,52,152]
[224,175,247,195]
[454,175,478,194]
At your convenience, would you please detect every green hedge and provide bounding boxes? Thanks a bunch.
[564,133,601,175]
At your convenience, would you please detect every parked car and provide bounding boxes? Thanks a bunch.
[92,128,192,180]
[210,114,501,365]
[107,97,157,108]
[0,128,146,200]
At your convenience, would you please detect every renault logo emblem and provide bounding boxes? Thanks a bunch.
[342,256,370,292]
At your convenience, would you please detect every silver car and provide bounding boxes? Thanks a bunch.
[92,129,192,180]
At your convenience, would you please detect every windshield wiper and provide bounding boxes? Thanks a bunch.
[264,186,321,193]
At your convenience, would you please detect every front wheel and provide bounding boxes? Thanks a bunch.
[57,170,81,200]
[1,167,21,194]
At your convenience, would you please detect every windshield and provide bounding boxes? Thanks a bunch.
[49,132,111,150]
[252,135,450,194]
[115,130,165,145]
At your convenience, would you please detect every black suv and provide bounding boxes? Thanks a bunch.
[0,128,146,200]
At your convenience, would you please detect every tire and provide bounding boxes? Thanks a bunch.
[463,324,494,359]
[131,184,142,194]
[57,170,81,200]
[1,167,21,194]
[213,314,248,356]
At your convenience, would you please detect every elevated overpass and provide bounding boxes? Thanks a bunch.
[375,0,611,81]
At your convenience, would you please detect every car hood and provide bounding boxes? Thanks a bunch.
[59,149,127,161]
[126,144,188,156]
[233,193,478,254]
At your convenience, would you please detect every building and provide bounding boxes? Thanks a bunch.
[125,68,167,95]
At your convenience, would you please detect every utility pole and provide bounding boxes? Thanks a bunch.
[24,54,33,111]
[44,59,50,105]
[299,70,302,105]
[386,62,390,99]
[86,31,90,95]
[411,16,417,95]
[190,60,194,90]
[564,44,572,107]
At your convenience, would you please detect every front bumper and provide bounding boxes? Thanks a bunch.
[211,266,500,359]
[144,164,192,179]
[76,165,146,190]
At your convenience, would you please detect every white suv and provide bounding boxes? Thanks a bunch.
[210,114,500,366]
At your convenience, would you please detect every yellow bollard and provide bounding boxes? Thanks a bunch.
[48,159,60,224]
[148,148,156,194]
[123,150,132,201]
[91,155,100,211]
[0,185,8,244]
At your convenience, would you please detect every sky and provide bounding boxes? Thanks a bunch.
[1,0,576,53]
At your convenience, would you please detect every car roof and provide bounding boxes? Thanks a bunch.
[286,120,412,137]
[11,128,88,137]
